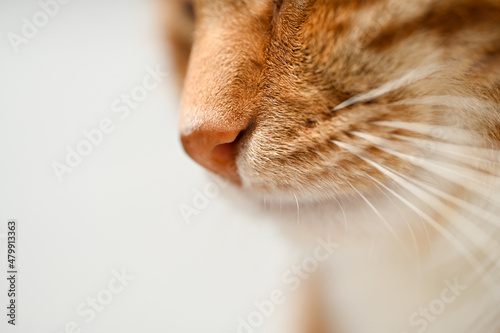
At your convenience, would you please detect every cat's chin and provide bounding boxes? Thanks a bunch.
[238,174,386,208]
[238,179,387,214]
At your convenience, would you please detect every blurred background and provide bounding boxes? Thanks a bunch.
[0,1,297,332]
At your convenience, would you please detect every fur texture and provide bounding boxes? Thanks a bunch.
[162,0,500,332]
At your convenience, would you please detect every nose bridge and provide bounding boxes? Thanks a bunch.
[179,25,263,136]
[178,21,266,183]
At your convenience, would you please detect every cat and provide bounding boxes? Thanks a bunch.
[161,0,500,332]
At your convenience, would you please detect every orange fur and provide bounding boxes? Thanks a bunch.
[162,1,500,332]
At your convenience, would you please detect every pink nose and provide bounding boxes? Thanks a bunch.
[181,127,244,184]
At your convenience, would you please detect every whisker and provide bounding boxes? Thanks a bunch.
[369,176,423,275]
[372,120,491,147]
[394,95,500,111]
[402,172,500,229]
[347,180,403,244]
[390,169,500,267]
[331,139,496,287]
[370,178,421,244]
[293,193,300,225]
[350,131,500,206]
[332,61,441,111]
[391,134,500,167]
[353,130,500,179]
[333,195,348,234]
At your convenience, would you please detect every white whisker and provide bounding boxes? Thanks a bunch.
[333,62,441,111]
[347,180,402,243]
[402,172,500,229]
[352,130,500,177]
[293,193,300,225]
[392,134,500,167]
[331,139,496,287]
[333,195,348,234]
[368,175,422,262]
[390,169,500,267]
[372,120,490,147]
[394,95,500,112]
[350,131,500,206]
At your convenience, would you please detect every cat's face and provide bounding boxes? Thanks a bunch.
[165,0,500,202]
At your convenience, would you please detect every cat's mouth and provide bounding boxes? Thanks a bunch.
[179,101,429,201]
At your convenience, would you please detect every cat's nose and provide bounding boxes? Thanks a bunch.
[180,127,243,184]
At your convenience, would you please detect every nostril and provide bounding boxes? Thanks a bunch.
[210,141,240,183]
[212,125,251,163]
[212,142,236,165]
[180,127,247,185]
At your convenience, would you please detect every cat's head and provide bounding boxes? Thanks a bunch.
[164,0,500,202]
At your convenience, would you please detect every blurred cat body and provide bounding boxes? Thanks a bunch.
[161,0,500,332]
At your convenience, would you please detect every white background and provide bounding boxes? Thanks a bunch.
[0,1,298,332]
